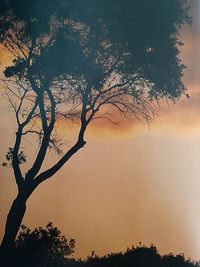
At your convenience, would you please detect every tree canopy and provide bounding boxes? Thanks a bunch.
[1,0,190,100]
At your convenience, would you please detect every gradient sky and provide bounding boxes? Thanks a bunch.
[1,0,200,260]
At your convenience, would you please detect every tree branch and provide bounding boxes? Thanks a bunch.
[32,139,85,189]
[10,96,39,189]
[31,83,93,187]
[25,88,56,180]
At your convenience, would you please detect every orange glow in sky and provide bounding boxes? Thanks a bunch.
[1,0,200,260]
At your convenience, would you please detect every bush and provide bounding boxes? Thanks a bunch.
[15,222,75,267]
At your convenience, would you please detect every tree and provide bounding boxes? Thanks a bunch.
[0,0,190,251]
[2,222,75,267]
[15,222,75,267]
[84,245,199,267]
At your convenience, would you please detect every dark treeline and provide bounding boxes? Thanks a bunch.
[0,223,199,267]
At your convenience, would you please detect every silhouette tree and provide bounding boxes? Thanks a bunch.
[3,222,75,267]
[15,222,75,267]
[1,222,199,267]
[84,245,199,267]
[161,254,199,267]
[0,0,190,251]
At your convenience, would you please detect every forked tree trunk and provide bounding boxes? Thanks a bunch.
[1,193,27,251]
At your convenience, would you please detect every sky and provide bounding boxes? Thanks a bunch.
[1,0,200,260]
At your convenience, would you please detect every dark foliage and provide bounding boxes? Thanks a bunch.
[0,0,190,100]
[2,147,26,167]
[0,223,199,267]
[1,222,75,267]
[84,245,199,267]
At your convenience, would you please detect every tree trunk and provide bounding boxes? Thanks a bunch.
[1,193,27,251]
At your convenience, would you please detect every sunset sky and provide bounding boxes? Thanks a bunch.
[1,0,200,260]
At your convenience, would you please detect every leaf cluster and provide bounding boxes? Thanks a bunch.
[15,222,75,266]
[2,147,26,167]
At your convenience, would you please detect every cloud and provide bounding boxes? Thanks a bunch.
[1,2,199,139]
[88,3,200,137]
